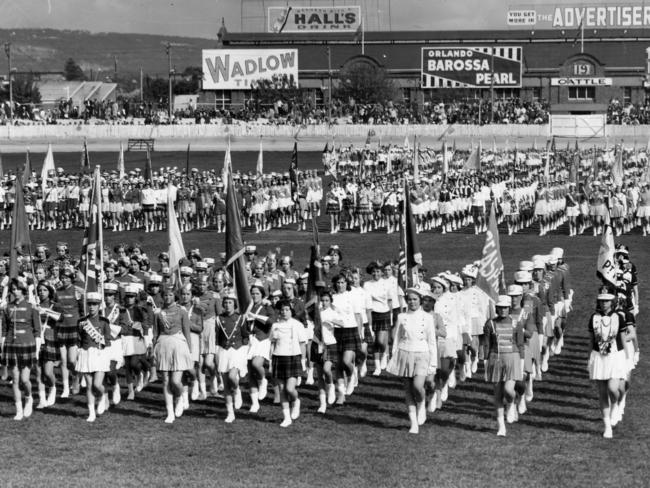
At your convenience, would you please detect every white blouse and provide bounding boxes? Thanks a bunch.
[332,290,362,328]
[270,318,307,356]
[363,279,392,313]
[392,308,437,373]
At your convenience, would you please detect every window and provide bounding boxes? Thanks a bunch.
[568,86,595,100]
[531,87,542,102]
[214,90,231,109]
[623,87,632,104]
[495,88,520,100]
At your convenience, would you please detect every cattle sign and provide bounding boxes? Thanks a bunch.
[202,49,299,90]
[421,46,522,89]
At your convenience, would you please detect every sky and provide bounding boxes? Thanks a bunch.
[0,0,611,38]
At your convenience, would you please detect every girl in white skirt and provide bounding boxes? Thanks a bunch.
[215,293,249,423]
[103,283,124,407]
[245,283,276,413]
[75,292,112,423]
[178,284,204,408]
[387,288,437,434]
[153,286,193,424]
[483,295,524,437]
[587,293,628,439]
[270,299,307,427]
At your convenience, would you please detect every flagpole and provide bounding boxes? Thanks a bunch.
[361,20,365,56]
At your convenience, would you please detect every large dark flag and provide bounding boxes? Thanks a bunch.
[225,162,251,312]
[22,148,32,185]
[399,181,422,288]
[144,148,153,183]
[289,142,299,200]
[185,143,191,177]
[9,175,31,278]
[476,203,503,302]
[305,218,324,344]
[82,167,104,308]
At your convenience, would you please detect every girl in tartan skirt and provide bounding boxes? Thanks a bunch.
[270,299,307,427]
[35,281,63,409]
[2,278,41,420]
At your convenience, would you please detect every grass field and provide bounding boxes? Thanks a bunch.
[0,226,647,488]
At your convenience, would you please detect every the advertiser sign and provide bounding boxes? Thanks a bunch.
[268,6,361,33]
[202,49,298,90]
[508,3,650,29]
[421,47,522,89]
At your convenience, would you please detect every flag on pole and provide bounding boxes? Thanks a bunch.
[222,138,232,192]
[256,136,264,176]
[225,163,251,312]
[117,142,125,180]
[167,184,185,287]
[476,203,503,302]
[544,139,551,181]
[612,145,624,187]
[144,148,153,183]
[41,143,55,194]
[305,218,324,344]
[289,142,299,200]
[23,148,32,185]
[413,136,419,180]
[185,143,191,177]
[464,144,481,171]
[9,175,31,279]
[569,151,579,184]
[81,138,90,171]
[442,140,449,179]
[399,181,422,288]
[596,225,617,287]
[82,166,104,310]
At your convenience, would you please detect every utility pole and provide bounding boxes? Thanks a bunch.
[4,42,12,125]
[327,46,332,126]
[113,55,118,81]
[490,48,495,124]
[165,42,173,120]
[139,67,143,103]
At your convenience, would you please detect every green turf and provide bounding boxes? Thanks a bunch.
[0,229,647,488]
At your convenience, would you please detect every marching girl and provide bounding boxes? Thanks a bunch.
[382,183,399,234]
[102,283,124,406]
[534,186,551,236]
[35,280,62,409]
[119,284,151,400]
[363,261,393,376]
[245,283,276,413]
[387,288,437,434]
[356,181,373,234]
[565,183,580,237]
[331,273,363,403]
[195,275,219,398]
[75,292,112,423]
[178,284,204,407]
[2,278,42,420]
[56,269,83,397]
[153,286,193,424]
[483,294,525,437]
[589,182,608,236]
[614,293,636,425]
[347,267,373,378]
[587,292,628,438]
[507,285,534,419]
[270,299,307,427]
[470,183,486,234]
[313,289,342,413]
[215,292,249,423]
[326,181,343,234]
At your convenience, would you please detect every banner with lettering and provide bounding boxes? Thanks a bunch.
[507,3,650,29]
[202,49,299,90]
[421,47,522,89]
[268,6,361,33]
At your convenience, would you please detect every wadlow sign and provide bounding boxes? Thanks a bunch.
[421,46,522,89]
[202,49,299,90]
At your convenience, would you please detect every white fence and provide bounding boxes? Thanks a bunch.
[2,123,550,140]
[550,114,606,138]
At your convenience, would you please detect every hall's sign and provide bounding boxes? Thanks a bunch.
[202,49,299,90]
[421,46,522,89]
[508,3,650,29]
[551,77,612,86]
[268,6,361,33]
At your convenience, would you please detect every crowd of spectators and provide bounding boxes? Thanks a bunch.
[606,98,650,124]
[0,95,551,126]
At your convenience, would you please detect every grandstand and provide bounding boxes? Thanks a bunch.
[37,80,117,111]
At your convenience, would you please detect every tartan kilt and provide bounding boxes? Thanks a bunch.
[2,342,37,369]
[272,354,303,380]
[371,311,392,332]
[326,202,341,215]
[310,342,338,366]
[40,337,60,363]
[334,327,361,354]
[56,325,79,348]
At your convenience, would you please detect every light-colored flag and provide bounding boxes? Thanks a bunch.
[256,136,263,176]
[476,203,503,302]
[167,185,185,285]
[222,138,232,192]
[41,143,55,194]
[596,225,617,287]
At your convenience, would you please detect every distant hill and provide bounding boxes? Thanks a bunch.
[0,28,217,80]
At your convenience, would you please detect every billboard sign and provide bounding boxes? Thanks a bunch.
[268,6,361,33]
[507,3,650,29]
[202,49,298,90]
[421,47,522,89]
